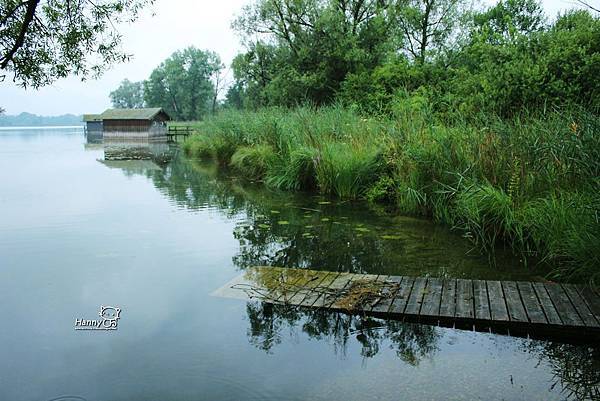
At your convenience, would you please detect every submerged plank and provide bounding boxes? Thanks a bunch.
[271,268,324,303]
[299,272,340,307]
[211,266,287,300]
[212,266,600,340]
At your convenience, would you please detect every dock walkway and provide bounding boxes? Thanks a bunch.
[213,267,600,341]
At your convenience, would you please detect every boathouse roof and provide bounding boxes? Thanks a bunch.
[100,108,171,121]
[82,114,102,122]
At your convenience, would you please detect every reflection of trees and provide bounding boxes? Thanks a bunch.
[529,342,600,400]
[143,152,529,278]
[147,154,404,273]
[245,301,440,364]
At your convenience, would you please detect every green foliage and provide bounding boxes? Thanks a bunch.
[230,145,276,180]
[228,0,598,118]
[266,147,318,191]
[143,47,222,121]
[195,0,598,282]
[0,0,153,88]
[444,9,600,116]
[229,0,396,108]
[366,176,397,203]
[184,105,600,282]
[110,79,145,108]
[521,193,600,282]
[315,142,381,198]
[454,183,517,252]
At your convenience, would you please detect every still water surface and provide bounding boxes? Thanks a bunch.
[0,128,598,401]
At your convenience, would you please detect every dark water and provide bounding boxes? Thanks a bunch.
[0,128,598,401]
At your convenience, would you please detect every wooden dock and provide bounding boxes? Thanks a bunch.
[166,126,194,142]
[213,267,600,342]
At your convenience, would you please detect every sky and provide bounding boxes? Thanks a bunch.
[0,0,589,116]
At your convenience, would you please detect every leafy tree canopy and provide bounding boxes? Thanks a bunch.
[110,79,145,108]
[143,47,222,120]
[0,0,153,88]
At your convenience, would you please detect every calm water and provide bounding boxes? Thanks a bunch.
[0,128,598,401]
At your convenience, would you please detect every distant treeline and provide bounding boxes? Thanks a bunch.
[0,112,83,127]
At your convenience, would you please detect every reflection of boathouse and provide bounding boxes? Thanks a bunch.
[83,108,171,140]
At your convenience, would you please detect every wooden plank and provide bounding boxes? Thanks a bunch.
[517,282,547,324]
[562,284,599,327]
[455,279,474,319]
[389,277,415,315]
[576,285,600,324]
[370,276,403,314]
[271,268,322,303]
[346,274,379,312]
[544,283,584,327]
[486,281,509,322]
[532,282,562,325]
[326,273,357,308]
[502,281,528,323]
[439,279,456,318]
[420,278,443,317]
[296,272,339,307]
[404,277,427,316]
[473,280,491,321]
[214,267,600,340]
[311,272,344,308]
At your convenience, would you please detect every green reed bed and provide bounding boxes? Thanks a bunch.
[183,105,600,283]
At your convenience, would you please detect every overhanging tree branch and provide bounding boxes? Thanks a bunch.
[0,0,40,69]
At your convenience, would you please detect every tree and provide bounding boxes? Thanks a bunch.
[394,0,468,63]
[143,47,222,120]
[471,0,545,43]
[110,79,145,108]
[210,64,227,114]
[0,0,153,88]
[232,0,396,106]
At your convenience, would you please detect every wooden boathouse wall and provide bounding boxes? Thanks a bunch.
[91,108,171,140]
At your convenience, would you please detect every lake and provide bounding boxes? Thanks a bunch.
[0,128,597,401]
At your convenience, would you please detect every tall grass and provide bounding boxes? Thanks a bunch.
[183,104,600,283]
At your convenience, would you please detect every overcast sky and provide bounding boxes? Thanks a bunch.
[0,0,587,116]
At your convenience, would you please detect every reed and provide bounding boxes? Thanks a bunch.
[183,104,600,282]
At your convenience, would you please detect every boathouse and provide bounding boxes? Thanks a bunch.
[83,114,103,133]
[99,108,171,139]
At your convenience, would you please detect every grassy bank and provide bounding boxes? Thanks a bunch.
[182,105,600,283]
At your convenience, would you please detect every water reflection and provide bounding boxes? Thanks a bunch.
[88,139,547,279]
[245,300,600,399]
[245,301,439,364]
[528,342,600,400]
[136,148,541,280]
[0,132,592,401]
